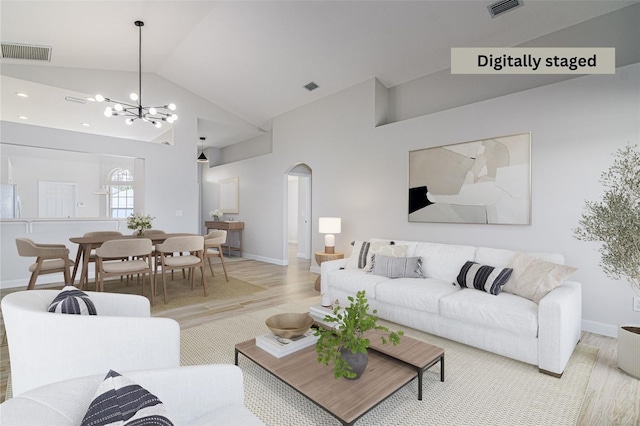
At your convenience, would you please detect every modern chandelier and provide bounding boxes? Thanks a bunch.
[95,21,177,128]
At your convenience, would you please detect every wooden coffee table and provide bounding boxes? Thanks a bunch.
[235,331,444,425]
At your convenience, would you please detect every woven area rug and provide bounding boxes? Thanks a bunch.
[181,297,598,426]
[54,270,266,313]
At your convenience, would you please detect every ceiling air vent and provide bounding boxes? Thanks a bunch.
[488,0,524,18]
[303,82,319,92]
[1,42,52,61]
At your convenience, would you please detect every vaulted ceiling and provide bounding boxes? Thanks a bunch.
[1,1,636,146]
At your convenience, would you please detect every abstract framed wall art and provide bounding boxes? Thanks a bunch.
[408,133,531,224]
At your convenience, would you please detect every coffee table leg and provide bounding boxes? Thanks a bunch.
[234,349,239,366]
[418,369,424,401]
[440,355,445,382]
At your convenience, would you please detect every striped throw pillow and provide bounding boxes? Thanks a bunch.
[455,261,513,295]
[370,255,425,279]
[48,286,97,315]
[81,370,175,426]
[345,241,371,269]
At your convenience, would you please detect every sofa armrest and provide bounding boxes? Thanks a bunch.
[125,365,253,424]
[84,291,151,317]
[321,258,349,294]
[537,280,582,376]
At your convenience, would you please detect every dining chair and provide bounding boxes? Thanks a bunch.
[95,239,156,305]
[204,230,229,282]
[155,236,206,304]
[15,238,74,290]
[83,231,124,290]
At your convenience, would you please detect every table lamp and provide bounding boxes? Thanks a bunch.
[319,217,341,254]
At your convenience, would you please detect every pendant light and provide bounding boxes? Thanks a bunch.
[197,137,209,163]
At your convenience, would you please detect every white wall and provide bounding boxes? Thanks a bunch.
[203,63,640,335]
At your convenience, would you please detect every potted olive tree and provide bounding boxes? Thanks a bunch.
[314,290,403,379]
[574,144,640,379]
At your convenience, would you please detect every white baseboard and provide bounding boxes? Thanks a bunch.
[241,253,287,266]
[582,319,619,338]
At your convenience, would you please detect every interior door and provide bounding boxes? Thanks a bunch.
[38,181,76,218]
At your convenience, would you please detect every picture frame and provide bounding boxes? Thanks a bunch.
[219,177,239,214]
[408,133,531,225]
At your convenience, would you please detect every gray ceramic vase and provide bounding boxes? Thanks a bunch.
[340,347,369,379]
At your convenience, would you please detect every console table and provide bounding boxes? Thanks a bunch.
[205,221,244,257]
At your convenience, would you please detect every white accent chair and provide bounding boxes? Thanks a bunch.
[204,230,229,281]
[1,289,180,397]
[0,364,264,426]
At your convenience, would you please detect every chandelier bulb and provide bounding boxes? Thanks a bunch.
[130,93,138,101]
[149,107,157,115]
[171,114,178,121]
[95,94,105,102]
[168,103,176,111]
[126,118,134,125]
[155,121,162,129]
[166,117,174,124]
[104,107,113,117]
[113,103,123,112]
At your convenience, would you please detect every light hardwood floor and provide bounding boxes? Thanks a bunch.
[1,248,638,424]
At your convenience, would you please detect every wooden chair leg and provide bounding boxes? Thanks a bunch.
[162,269,168,305]
[201,264,207,297]
[207,257,215,276]
[219,254,229,282]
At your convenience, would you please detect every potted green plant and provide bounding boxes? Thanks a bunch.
[574,144,640,379]
[314,290,403,379]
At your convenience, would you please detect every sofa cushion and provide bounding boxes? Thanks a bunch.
[370,238,419,257]
[48,286,97,315]
[414,242,476,282]
[345,241,370,269]
[375,278,459,314]
[364,242,407,272]
[370,255,425,279]
[81,370,174,426]
[455,261,513,295]
[326,269,390,300]
[440,289,539,338]
[503,252,577,304]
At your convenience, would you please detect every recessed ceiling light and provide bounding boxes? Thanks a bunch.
[15,92,28,98]
[81,123,90,127]
[86,97,96,102]
[18,115,28,120]
[65,96,87,104]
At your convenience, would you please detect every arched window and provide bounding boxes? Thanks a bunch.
[109,169,134,218]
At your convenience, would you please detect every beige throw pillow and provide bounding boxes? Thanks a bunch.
[503,252,577,304]
[364,242,407,272]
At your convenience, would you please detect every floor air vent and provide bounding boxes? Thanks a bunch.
[488,0,524,18]
[1,42,52,61]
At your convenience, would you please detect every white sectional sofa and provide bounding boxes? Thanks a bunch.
[321,239,582,376]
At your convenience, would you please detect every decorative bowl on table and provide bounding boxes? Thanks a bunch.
[265,313,314,339]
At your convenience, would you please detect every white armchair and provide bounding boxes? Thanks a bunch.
[0,364,264,425]
[1,289,180,397]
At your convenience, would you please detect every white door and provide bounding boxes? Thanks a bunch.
[38,181,76,218]
[297,175,311,259]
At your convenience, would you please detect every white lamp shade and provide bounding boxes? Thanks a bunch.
[318,217,341,234]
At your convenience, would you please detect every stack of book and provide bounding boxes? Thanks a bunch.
[309,304,341,328]
[255,329,319,358]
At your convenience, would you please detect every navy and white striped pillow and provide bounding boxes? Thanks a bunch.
[456,261,513,295]
[81,370,175,426]
[48,286,97,315]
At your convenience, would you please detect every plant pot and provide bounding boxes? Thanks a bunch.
[340,348,368,380]
[618,325,640,379]
[137,230,144,237]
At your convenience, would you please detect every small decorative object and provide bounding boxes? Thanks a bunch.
[266,313,314,339]
[127,213,154,237]
[314,290,403,379]
[209,209,223,221]
[321,293,332,307]
[574,144,640,379]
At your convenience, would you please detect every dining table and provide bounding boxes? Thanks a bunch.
[69,232,197,290]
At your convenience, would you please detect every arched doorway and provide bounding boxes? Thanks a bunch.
[285,163,312,264]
